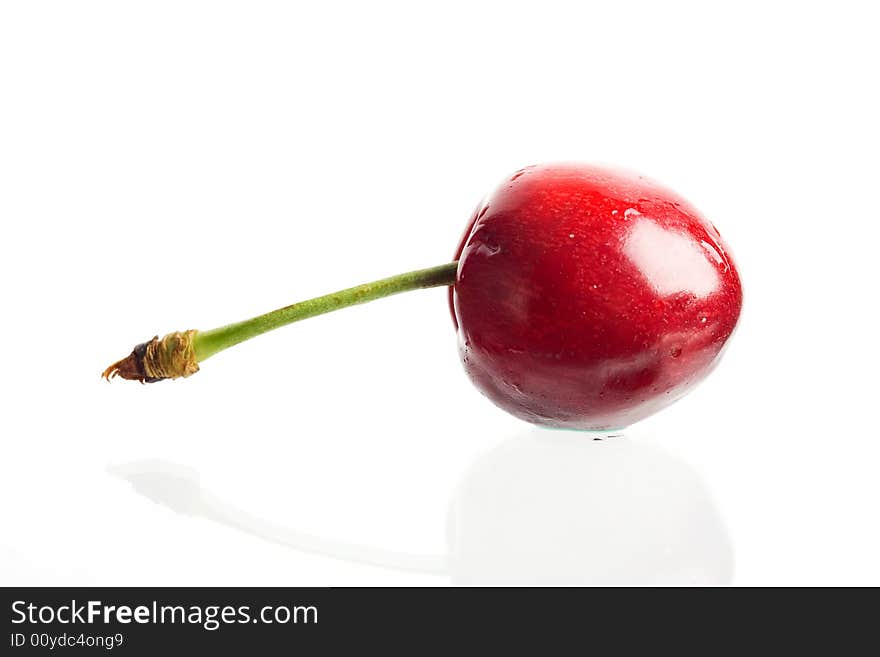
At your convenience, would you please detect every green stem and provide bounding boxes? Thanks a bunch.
[192,262,458,362]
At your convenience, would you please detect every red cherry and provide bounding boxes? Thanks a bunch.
[451,163,742,430]
[106,162,741,434]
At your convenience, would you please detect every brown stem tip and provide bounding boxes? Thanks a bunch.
[102,330,200,383]
[102,338,160,383]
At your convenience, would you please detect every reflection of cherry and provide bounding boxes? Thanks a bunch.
[105,163,741,431]
[451,164,742,430]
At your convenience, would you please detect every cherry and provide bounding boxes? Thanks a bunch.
[105,163,741,432]
[451,164,742,430]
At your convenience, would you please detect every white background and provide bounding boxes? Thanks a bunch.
[1,1,878,586]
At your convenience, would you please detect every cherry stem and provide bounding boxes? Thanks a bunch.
[192,262,458,362]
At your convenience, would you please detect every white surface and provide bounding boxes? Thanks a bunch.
[0,1,878,586]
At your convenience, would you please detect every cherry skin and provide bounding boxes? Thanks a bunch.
[451,163,742,430]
